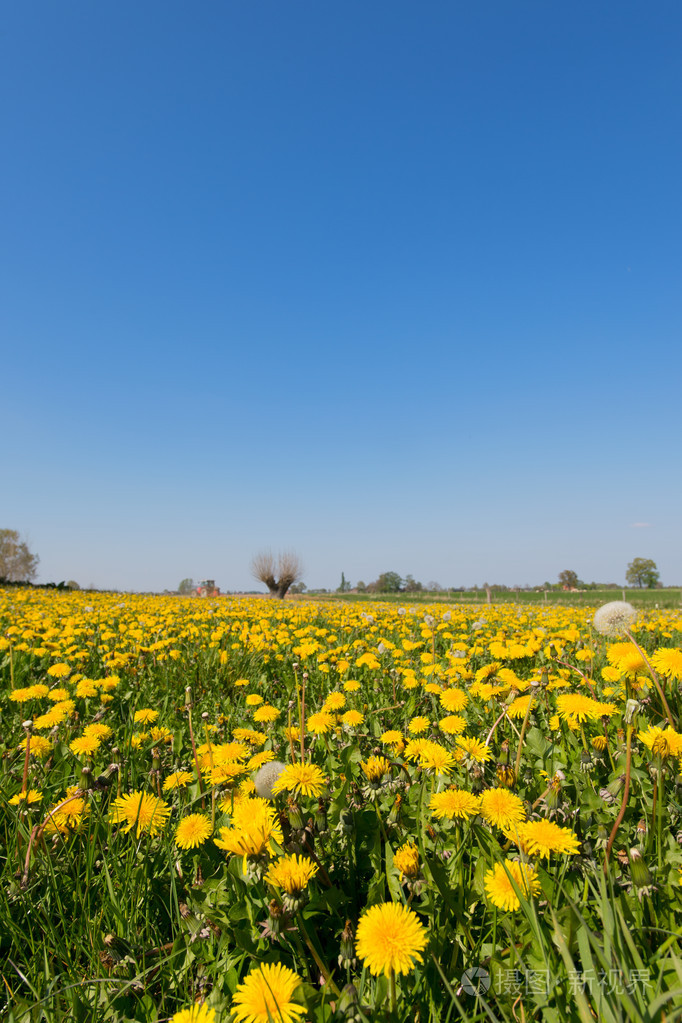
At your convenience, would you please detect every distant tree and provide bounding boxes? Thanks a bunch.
[251,550,303,599]
[355,580,367,593]
[626,558,660,589]
[178,578,195,595]
[337,572,351,593]
[66,580,80,590]
[374,571,403,593]
[427,581,443,592]
[558,570,579,589]
[0,530,39,582]
[404,574,423,593]
[289,581,307,594]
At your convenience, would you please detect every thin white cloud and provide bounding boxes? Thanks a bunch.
[631,522,651,528]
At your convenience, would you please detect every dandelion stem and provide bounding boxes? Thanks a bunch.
[603,724,633,873]
[300,672,306,764]
[514,691,535,781]
[657,753,664,871]
[185,690,205,807]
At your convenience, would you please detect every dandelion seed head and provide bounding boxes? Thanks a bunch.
[593,601,637,637]
[253,760,286,798]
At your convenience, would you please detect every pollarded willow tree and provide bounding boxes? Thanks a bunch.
[0,529,40,582]
[251,550,304,599]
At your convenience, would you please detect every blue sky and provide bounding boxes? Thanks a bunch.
[2,1,680,592]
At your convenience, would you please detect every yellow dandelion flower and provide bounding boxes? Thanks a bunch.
[69,735,102,757]
[211,742,250,763]
[109,791,171,837]
[271,762,327,798]
[440,689,468,712]
[404,738,432,762]
[430,788,481,821]
[47,663,71,678]
[380,730,404,746]
[306,712,334,734]
[356,902,428,978]
[43,787,90,835]
[418,744,455,775]
[209,762,246,787]
[246,694,263,706]
[247,750,275,771]
[507,695,533,720]
[176,814,212,850]
[10,685,49,703]
[556,694,617,725]
[265,853,318,894]
[393,842,420,880]
[651,648,682,681]
[479,789,526,830]
[163,770,195,792]
[232,728,267,746]
[214,799,283,861]
[17,735,52,758]
[361,756,391,783]
[253,705,280,723]
[515,819,580,857]
[231,963,304,1023]
[408,716,430,735]
[170,1005,216,1023]
[75,680,99,698]
[83,723,113,740]
[323,692,346,711]
[9,789,43,806]
[484,861,541,911]
[439,714,466,735]
[456,736,492,763]
[343,680,361,692]
[607,643,647,677]
[47,687,70,702]
[134,708,159,724]
[341,709,364,727]
[638,726,682,758]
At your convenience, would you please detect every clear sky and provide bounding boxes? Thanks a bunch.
[2,1,680,592]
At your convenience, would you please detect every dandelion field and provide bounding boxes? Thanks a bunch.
[2,589,682,1023]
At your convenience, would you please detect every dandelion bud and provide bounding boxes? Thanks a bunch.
[338,921,356,969]
[580,750,594,773]
[201,711,209,721]
[287,800,304,831]
[600,787,616,805]
[628,848,652,889]
[607,775,625,798]
[496,764,515,788]
[624,699,640,725]
[22,720,33,732]
[268,899,284,935]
